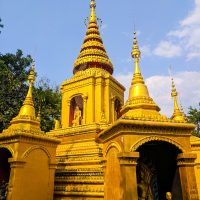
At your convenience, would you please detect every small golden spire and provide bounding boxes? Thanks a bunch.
[7,61,41,131]
[171,78,186,122]
[21,62,35,108]
[131,32,144,86]
[128,32,156,100]
[121,32,166,122]
[73,0,113,74]
[18,62,35,116]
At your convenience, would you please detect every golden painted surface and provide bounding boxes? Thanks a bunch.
[1,0,200,199]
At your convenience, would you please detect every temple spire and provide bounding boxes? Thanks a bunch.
[121,32,167,122]
[126,32,158,102]
[73,0,113,74]
[90,0,96,22]
[171,78,186,122]
[18,62,35,116]
[6,61,41,131]
[132,32,141,75]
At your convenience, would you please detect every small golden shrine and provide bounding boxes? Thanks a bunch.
[0,63,60,200]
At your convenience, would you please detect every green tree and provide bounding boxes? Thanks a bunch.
[187,103,200,137]
[0,50,32,130]
[33,78,61,132]
[0,50,61,132]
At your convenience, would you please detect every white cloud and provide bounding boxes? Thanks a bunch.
[161,0,200,60]
[153,41,182,58]
[116,71,200,117]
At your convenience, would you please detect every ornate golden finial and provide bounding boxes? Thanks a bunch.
[121,32,165,122]
[132,32,141,60]
[6,61,41,132]
[90,0,96,9]
[131,32,143,82]
[73,0,113,74]
[171,78,186,122]
[28,61,35,84]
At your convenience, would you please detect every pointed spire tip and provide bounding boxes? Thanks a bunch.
[90,0,96,9]
[132,31,141,59]
[28,62,35,85]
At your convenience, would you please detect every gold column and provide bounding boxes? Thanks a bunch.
[177,153,199,200]
[118,152,139,200]
[65,99,71,128]
[111,96,115,123]
[82,95,88,125]
[104,79,110,123]
[48,162,58,200]
[7,159,26,200]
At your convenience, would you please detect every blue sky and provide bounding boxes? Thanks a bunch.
[1,0,200,116]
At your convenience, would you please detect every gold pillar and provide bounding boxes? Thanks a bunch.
[7,159,26,200]
[82,95,88,125]
[104,80,110,123]
[177,153,199,200]
[118,152,139,200]
[111,96,115,123]
[65,99,71,128]
[48,162,57,200]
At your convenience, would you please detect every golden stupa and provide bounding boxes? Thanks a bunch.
[0,0,200,200]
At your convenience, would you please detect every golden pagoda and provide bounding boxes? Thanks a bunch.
[0,0,200,200]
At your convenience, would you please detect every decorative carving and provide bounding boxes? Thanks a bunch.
[130,136,185,152]
[105,142,122,156]
[100,111,107,123]
[22,145,51,159]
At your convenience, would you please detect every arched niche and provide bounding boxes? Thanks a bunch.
[0,147,12,197]
[114,98,121,120]
[69,95,83,127]
[135,140,183,200]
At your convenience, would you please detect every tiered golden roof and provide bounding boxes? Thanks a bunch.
[171,78,186,122]
[121,32,168,122]
[5,62,41,131]
[73,0,113,74]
